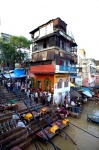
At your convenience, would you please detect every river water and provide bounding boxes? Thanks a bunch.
[27,100,99,150]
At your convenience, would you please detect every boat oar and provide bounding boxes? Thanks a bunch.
[70,122,99,139]
[22,98,61,150]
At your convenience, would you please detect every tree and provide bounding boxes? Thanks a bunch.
[0,35,31,68]
[10,36,30,49]
[0,39,15,68]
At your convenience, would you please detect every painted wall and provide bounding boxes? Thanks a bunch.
[53,73,70,104]
[39,22,53,38]
[29,73,54,92]
[34,30,39,38]
[29,71,70,104]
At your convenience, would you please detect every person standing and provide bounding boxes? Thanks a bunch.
[17,80,21,91]
[2,77,5,89]
[63,95,69,113]
[67,91,70,104]
[7,80,11,92]
[71,100,75,112]
[40,91,43,103]
[35,91,38,103]
[42,93,46,105]
[47,95,51,106]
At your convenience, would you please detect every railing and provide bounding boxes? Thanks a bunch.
[56,65,77,73]
[70,66,77,72]
[59,66,70,71]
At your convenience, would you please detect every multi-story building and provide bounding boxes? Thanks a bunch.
[75,49,86,86]
[0,32,11,42]
[29,17,77,103]
[79,58,97,87]
[77,49,97,87]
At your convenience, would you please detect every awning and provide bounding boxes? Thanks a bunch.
[3,73,26,79]
[70,90,82,98]
[30,64,55,74]
[82,91,92,97]
[14,68,25,76]
[81,87,93,95]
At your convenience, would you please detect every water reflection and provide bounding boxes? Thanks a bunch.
[27,101,99,150]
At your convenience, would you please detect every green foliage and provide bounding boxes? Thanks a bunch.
[0,36,30,67]
[10,36,30,49]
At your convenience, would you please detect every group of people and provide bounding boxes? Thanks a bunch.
[25,89,52,107]
[1,77,53,107]
[58,91,82,118]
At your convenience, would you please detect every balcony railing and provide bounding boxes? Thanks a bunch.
[56,65,77,73]
[70,66,77,72]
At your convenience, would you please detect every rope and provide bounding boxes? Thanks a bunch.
[70,122,99,139]
[22,97,61,150]
[52,111,77,145]
[55,122,77,145]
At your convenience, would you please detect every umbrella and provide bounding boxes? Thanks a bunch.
[81,87,93,95]
[82,91,92,97]
[70,90,82,98]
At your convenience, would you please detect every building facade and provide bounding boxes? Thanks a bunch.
[77,49,97,87]
[29,18,77,103]
[0,32,11,42]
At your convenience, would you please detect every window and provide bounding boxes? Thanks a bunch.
[43,42,47,48]
[79,68,82,72]
[66,61,68,66]
[43,39,48,48]
[60,60,64,65]
[60,60,62,65]
[57,79,62,89]
[62,41,64,49]
[64,78,69,87]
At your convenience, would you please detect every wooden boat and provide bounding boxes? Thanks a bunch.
[36,119,69,143]
[0,105,62,149]
[68,111,79,118]
[87,113,99,125]
[0,103,18,113]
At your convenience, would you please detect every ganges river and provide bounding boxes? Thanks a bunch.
[27,100,99,150]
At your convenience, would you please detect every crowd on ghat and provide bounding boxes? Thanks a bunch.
[1,77,99,119]
[1,78,53,107]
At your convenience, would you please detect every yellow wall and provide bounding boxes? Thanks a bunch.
[54,73,70,83]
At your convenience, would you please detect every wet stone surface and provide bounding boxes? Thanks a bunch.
[27,100,99,150]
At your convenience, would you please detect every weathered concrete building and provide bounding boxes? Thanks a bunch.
[29,17,78,103]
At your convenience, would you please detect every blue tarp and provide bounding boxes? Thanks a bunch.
[14,69,25,76]
[81,87,93,95]
[3,73,26,79]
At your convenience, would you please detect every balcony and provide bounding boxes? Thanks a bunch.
[55,65,77,73]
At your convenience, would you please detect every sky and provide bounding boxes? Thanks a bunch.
[0,0,99,60]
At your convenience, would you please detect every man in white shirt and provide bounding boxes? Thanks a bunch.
[71,100,75,112]
[35,92,38,103]
[7,81,11,92]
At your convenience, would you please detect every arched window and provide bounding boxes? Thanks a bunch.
[64,78,69,87]
[44,78,51,92]
[57,79,62,89]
